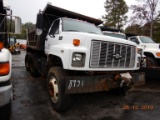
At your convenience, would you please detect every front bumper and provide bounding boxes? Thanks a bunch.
[0,85,12,107]
[65,72,145,94]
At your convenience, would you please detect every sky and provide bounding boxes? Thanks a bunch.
[4,0,154,24]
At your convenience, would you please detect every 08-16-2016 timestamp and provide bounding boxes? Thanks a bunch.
[122,105,154,110]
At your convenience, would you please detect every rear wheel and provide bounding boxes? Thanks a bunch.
[25,55,30,71]
[29,60,40,77]
[146,56,158,66]
[47,67,72,112]
[0,100,11,120]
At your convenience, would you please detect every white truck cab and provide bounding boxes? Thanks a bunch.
[44,17,140,71]
[129,36,159,66]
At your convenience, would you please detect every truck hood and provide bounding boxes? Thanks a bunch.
[62,32,137,46]
[141,43,160,50]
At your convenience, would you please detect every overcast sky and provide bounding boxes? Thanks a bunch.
[5,0,148,24]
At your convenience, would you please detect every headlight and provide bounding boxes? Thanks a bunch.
[73,54,82,61]
[72,53,85,67]
[137,48,143,58]
[137,48,143,55]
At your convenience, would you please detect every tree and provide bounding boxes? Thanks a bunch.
[153,21,160,42]
[125,24,142,35]
[16,22,35,39]
[10,22,35,39]
[130,0,160,38]
[102,0,128,29]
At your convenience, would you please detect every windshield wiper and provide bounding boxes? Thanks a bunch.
[65,30,79,32]
[88,32,97,34]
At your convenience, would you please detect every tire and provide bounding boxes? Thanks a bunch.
[0,100,11,120]
[47,67,72,112]
[146,56,158,66]
[25,55,30,71]
[29,55,40,77]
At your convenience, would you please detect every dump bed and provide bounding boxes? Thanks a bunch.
[27,4,103,50]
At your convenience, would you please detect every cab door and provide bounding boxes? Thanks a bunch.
[45,19,60,55]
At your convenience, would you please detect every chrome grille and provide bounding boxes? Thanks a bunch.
[90,40,136,68]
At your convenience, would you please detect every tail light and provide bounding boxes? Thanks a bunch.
[0,62,10,75]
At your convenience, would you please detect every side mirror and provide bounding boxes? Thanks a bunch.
[49,34,55,38]
[15,17,21,34]
[136,41,140,45]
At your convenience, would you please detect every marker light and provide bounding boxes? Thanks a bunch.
[0,42,4,50]
[156,52,160,57]
[73,39,80,46]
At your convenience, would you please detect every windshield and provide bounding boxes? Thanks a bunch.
[62,18,103,35]
[8,38,15,45]
[103,32,126,40]
[139,36,155,43]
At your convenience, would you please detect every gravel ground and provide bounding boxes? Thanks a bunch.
[10,51,160,120]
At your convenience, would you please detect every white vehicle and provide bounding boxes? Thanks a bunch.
[25,4,145,112]
[100,26,127,40]
[0,42,12,120]
[0,0,21,119]
[129,36,159,66]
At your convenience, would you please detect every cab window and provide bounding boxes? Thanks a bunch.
[49,20,60,35]
[130,38,140,44]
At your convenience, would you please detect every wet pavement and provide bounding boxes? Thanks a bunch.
[10,51,160,120]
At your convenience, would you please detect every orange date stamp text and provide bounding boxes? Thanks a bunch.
[122,105,154,110]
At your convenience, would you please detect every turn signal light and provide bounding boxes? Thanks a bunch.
[156,52,160,57]
[0,42,4,50]
[0,62,10,75]
[73,39,80,46]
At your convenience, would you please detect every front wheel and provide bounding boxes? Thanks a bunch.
[47,67,72,112]
[146,56,158,66]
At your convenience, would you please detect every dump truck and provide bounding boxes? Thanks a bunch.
[25,4,145,112]
[0,0,21,119]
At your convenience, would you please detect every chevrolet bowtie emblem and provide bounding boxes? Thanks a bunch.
[113,54,122,59]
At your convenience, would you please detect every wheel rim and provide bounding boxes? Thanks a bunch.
[146,58,152,66]
[48,76,59,103]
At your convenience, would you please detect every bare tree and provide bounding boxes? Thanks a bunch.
[130,0,159,38]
